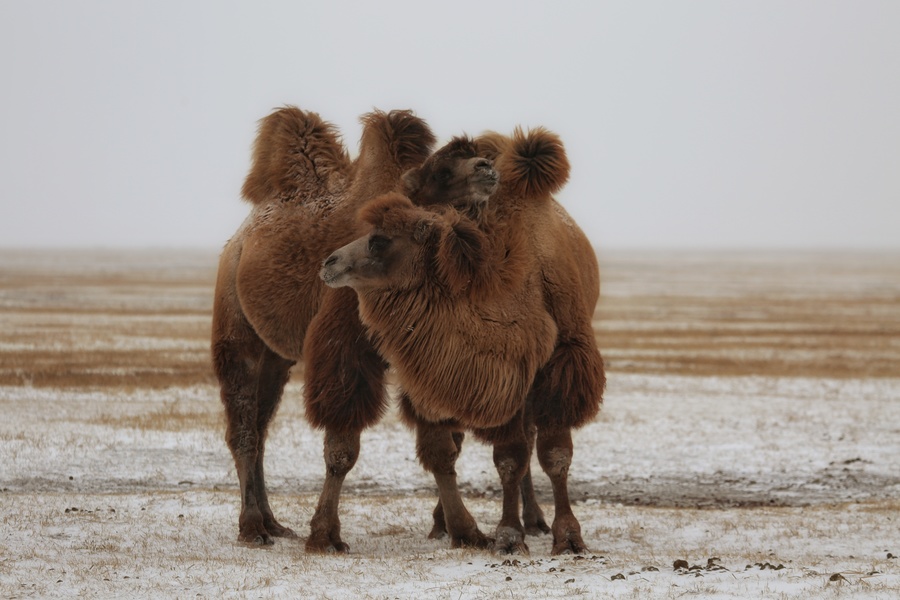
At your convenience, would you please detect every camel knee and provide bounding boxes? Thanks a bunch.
[493,443,528,486]
[324,431,360,478]
[418,437,459,475]
[538,446,572,479]
[226,427,259,459]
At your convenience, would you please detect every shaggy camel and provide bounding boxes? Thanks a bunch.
[322,127,605,555]
[212,106,499,547]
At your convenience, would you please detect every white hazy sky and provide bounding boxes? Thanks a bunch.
[1,1,898,249]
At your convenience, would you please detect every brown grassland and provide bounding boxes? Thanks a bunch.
[2,249,897,390]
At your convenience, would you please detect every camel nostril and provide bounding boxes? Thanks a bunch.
[323,254,338,268]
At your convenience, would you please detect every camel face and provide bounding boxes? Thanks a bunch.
[320,228,425,292]
[403,136,499,212]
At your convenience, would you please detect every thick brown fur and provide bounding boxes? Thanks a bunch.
[476,127,605,429]
[325,193,557,429]
[211,106,436,546]
[241,107,352,204]
[214,104,516,552]
[325,126,605,555]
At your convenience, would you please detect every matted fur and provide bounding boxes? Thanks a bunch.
[477,128,605,429]
[321,125,604,555]
[336,193,557,429]
[479,127,570,200]
[241,106,352,204]
[211,106,436,545]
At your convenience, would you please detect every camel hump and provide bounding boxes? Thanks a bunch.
[500,126,570,199]
[358,109,436,172]
[241,106,351,205]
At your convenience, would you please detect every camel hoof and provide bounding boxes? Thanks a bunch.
[238,532,274,546]
[492,526,529,556]
[326,542,350,554]
[551,535,589,556]
[450,529,493,550]
[523,519,551,536]
[265,522,298,539]
[305,537,350,554]
[428,526,448,540]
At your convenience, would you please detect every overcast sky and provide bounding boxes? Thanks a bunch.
[1,1,898,250]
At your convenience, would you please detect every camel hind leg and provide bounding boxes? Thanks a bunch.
[249,348,296,539]
[215,335,294,545]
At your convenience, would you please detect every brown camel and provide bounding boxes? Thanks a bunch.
[301,135,506,553]
[211,106,499,547]
[322,127,605,555]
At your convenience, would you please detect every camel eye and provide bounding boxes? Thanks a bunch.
[368,235,390,253]
[437,168,454,183]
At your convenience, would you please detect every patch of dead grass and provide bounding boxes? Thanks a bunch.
[2,249,899,389]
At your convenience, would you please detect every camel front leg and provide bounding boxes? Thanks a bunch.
[488,412,530,555]
[306,428,360,553]
[537,425,589,555]
[415,418,492,549]
[428,431,464,540]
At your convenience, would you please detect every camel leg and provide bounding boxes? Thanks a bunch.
[416,418,492,549]
[521,405,550,535]
[428,431,464,540]
[305,427,360,553]
[303,289,389,553]
[536,425,589,555]
[249,348,295,539]
[488,412,530,555]
[216,338,293,545]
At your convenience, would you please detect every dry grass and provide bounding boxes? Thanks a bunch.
[3,249,899,389]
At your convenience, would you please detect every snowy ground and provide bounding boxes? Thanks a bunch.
[1,249,899,598]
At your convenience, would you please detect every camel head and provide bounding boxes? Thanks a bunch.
[402,136,499,214]
[321,192,486,296]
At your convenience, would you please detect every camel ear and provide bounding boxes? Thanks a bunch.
[401,168,421,194]
[436,217,485,295]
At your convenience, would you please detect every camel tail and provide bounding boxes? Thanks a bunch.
[501,126,570,199]
[359,109,436,171]
[241,106,350,205]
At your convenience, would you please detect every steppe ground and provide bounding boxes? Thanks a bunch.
[1,248,899,599]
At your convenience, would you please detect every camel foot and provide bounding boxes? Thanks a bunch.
[238,527,275,546]
[449,527,493,550]
[263,519,297,539]
[305,533,350,554]
[551,530,589,555]
[523,516,551,536]
[492,526,529,556]
[239,534,274,546]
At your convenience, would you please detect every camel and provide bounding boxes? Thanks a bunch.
[322,127,606,555]
[211,105,500,547]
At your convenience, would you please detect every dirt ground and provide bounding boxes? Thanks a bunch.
[1,248,898,598]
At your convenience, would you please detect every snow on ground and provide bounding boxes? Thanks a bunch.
[2,248,898,598]
[2,375,899,598]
